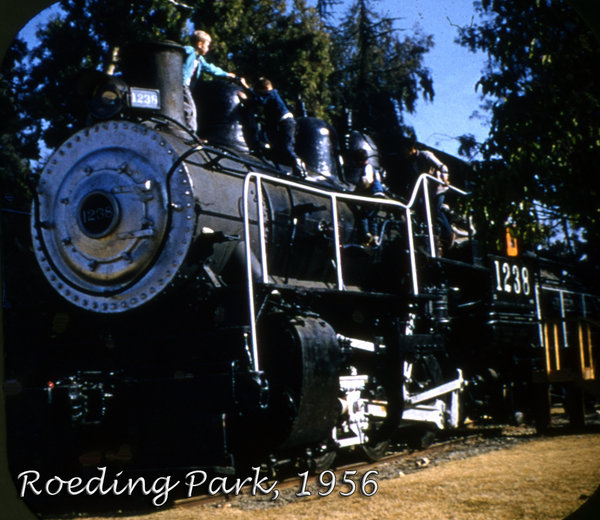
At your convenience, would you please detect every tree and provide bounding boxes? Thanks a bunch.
[457,0,600,266]
[314,0,340,21]
[329,0,434,134]
[19,0,188,150]
[188,0,334,118]
[11,0,334,154]
[0,39,38,210]
[325,0,434,194]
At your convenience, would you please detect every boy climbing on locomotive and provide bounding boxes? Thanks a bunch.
[351,148,388,246]
[183,29,238,132]
[240,77,306,178]
[403,139,469,255]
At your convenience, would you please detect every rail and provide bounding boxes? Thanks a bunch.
[242,172,467,371]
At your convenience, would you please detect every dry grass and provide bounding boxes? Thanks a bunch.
[60,433,600,520]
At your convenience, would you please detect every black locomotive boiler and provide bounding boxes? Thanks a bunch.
[3,41,407,473]
[4,39,595,498]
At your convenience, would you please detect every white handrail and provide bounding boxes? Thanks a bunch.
[330,196,344,289]
[256,174,269,284]
[242,177,261,371]
[241,172,467,371]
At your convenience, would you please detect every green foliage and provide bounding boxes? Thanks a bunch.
[1,0,437,209]
[0,40,37,209]
[189,0,334,118]
[458,0,600,263]
[330,0,434,132]
[17,0,188,150]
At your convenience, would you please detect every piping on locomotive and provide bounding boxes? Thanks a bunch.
[3,41,598,479]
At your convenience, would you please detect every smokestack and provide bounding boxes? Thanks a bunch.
[121,41,186,127]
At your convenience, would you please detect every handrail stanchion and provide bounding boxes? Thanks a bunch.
[535,283,545,356]
[422,179,436,258]
[330,194,344,290]
[559,289,569,349]
[242,175,260,372]
[256,176,269,283]
[406,207,419,295]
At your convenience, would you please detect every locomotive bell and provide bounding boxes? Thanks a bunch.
[31,121,197,313]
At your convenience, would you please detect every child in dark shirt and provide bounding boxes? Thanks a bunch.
[246,77,305,177]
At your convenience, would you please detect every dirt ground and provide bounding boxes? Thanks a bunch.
[50,432,600,520]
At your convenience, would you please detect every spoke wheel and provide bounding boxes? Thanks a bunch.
[361,439,390,461]
[404,354,448,448]
[313,449,337,472]
[406,354,444,394]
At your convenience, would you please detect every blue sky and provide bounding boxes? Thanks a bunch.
[335,0,490,157]
[18,0,490,158]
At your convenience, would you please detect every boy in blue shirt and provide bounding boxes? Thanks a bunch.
[183,30,237,132]
[246,77,305,177]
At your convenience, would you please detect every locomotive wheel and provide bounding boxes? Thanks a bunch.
[258,314,341,451]
[361,439,390,461]
[403,353,455,448]
[564,383,586,427]
[405,353,444,394]
[313,449,337,472]
[406,427,437,450]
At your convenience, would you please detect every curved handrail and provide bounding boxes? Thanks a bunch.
[242,172,468,371]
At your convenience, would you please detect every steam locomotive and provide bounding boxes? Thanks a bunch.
[2,41,598,488]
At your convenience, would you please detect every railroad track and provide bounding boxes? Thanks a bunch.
[173,424,533,510]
